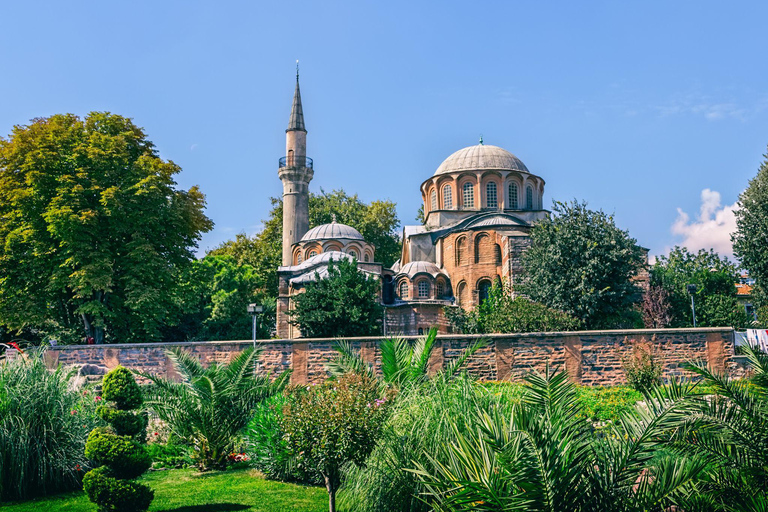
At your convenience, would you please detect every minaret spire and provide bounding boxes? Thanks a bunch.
[287,60,306,132]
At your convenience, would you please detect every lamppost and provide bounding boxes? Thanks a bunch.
[247,303,263,350]
[686,284,697,327]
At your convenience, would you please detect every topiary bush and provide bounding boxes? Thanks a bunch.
[83,366,153,512]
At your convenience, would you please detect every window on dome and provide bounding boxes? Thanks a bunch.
[308,250,317,258]
[348,250,357,260]
[508,183,518,209]
[418,280,430,298]
[364,254,370,262]
[296,253,303,264]
[443,185,453,209]
[462,183,474,208]
[399,281,408,299]
[430,189,437,211]
[436,280,445,298]
[486,182,498,209]
[526,185,534,210]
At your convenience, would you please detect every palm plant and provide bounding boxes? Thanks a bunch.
[410,369,708,512]
[139,347,289,470]
[326,327,487,387]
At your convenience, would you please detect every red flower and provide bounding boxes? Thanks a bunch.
[75,464,81,472]
[95,396,102,402]
[70,410,77,415]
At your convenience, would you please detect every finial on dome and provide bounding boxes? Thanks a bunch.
[331,213,337,223]
[296,60,299,82]
[479,135,484,145]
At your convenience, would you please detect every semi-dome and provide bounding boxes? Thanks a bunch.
[434,144,529,175]
[300,221,364,242]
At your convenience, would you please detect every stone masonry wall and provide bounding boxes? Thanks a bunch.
[41,328,735,386]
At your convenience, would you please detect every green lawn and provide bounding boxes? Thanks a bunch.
[2,468,327,512]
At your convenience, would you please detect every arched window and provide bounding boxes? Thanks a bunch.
[475,234,491,264]
[456,237,466,266]
[456,282,467,306]
[443,184,453,209]
[478,279,492,304]
[418,280,430,298]
[296,252,303,265]
[486,182,498,209]
[494,244,502,264]
[364,254,370,262]
[436,280,445,298]
[430,189,437,211]
[399,281,408,299]
[348,249,357,260]
[508,183,518,209]
[526,185,534,210]
[308,250,317,258]
[462,182,474,209]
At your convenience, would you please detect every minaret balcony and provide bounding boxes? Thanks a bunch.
[279,156,313,169]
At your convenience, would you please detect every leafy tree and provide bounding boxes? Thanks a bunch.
[651,247,749,328]
[139,347,289,470]
[519,200,645,329]
[0,113,212,343]
[211,189,401,301]
[168,254,274,342]
[282,373,393,512]
[327,327,487,388]
[733,147,768,312]
[446,281,582,334]
[290,258,383,338]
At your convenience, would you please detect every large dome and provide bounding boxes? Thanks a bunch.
[434,144,529,175]
[300,221,364,242]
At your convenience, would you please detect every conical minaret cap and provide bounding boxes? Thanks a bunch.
[287,74,306,132]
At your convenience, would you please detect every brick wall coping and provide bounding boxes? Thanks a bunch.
[48,327,734,351]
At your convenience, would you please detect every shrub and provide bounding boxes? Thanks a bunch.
[139,347,289,470]
[83,366,153,512]
[621,342,663,391]
[0,350,102,502]
[283,373,393,512]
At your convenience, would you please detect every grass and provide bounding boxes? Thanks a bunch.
[1,468,327,512]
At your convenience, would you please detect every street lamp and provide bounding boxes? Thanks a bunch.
[686,284,697,327]
[247,304,264,350]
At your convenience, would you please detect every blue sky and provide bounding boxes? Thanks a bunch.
[2,1,767,261]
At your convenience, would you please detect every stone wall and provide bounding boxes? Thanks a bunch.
[40,328,735,387]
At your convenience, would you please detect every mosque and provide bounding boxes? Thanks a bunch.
[275,74,549,338]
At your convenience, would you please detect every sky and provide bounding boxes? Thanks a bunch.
[2,1,767,262]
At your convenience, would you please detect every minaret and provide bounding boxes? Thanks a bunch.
[279,64,314,266]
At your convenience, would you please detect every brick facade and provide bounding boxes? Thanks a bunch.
[42,327,735,386]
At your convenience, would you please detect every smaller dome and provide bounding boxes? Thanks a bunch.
[301,221,364,242]
[435,144,529,175]
[396,261,445,279]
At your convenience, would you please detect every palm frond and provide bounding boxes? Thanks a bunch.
[381,337,412,386]
[326,340,374,379]
[440,338,488,380]
[410,327,437,384]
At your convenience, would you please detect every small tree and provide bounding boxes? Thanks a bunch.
[282,373,393,512]
[290,258,383,338]
[621,343,663,392]
[83,366,153,512]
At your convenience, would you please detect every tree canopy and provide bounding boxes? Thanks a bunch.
[519,200,645,329]
[733,147,768,324]
[0,113,212,343]
[289,258,382,338]
[650,246,751,328]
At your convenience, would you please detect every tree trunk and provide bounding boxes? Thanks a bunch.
[324,474,336,512]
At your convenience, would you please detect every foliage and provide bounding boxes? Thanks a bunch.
[327,327,487,388]
[651,246,749,328]
[139,347,289,470]
[144,441,193,470]
[519,200,645,329]
[246,394,322,484]
[642,284,674,328]
[83,366,152,512]
[290,258,383,338]
[169,254,275,341]
[621,343,664,392]
[0,468,328,512]
[0,113,213,343]
[0,351,102,502]
[733,147,768,313]
[575,385,642,423]
[446,282,582,334]
[282,373,393,512]
[409,370,708,512]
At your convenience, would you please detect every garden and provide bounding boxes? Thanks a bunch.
[1,329,767,512]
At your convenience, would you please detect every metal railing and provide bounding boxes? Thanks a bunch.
[279,156,313,169]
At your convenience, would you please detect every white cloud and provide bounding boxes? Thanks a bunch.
[670,189,739,259]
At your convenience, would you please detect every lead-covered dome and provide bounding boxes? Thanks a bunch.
[300,221,364,242]
[434,144,529,175]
